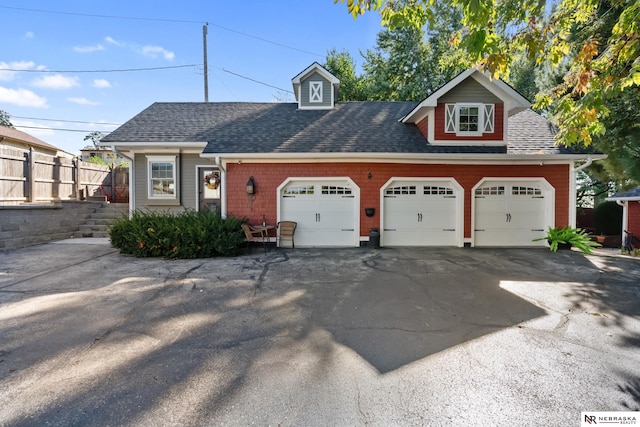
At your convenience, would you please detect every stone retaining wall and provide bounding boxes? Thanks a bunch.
[0,201,103,251]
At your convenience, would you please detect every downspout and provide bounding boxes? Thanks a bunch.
[214,156,226,217]
[615,200,628,244]
[111,146,134,217]
[570,157,593,228]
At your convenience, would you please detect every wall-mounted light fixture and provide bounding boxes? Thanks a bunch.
[368,172,373,179]
[246,176,255,194]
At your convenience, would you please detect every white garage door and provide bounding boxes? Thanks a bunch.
[383,179,461,246]
[279,179,358,247]
[474,180,551,246]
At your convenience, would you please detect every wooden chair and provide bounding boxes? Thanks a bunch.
[241,223,268,254]
[277,221,297,249]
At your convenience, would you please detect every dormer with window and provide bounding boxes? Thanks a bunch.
[291,62,340,110]
[402,68,530,146]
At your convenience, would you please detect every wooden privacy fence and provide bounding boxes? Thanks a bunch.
[0,146,129,205]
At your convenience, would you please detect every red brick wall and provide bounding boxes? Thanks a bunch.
[434,103,504,142]
[628,202,640,237]
[225,162,570,239]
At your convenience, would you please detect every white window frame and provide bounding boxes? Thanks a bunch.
[309,81,323,103]
[445,103,494,137]
[147,155,177,199]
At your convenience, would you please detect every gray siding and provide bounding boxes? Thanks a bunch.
[134,152,200,213]
[440,77,502,104]
[300,72,332,108]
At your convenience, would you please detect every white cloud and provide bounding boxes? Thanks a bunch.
[25,32,34,39]
[105,36,122,46]
[67,97,100,106]
[0,61,35,81]
[31,74,80,90]
[0,86,48,107]
[141,45,175,61]
[92,79,111,88]
[74,44,105,53]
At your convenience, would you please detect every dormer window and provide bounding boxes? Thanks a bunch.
[310,81,323,103]
[445,103,495,136]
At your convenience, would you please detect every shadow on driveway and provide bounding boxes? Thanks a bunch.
[1,244,639,425]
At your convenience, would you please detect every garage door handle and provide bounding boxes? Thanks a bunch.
[532,229,544,232]
[384,229,397,231]
[475,229,485,232]
[443,229,455,231]
[443,196,456,198]
[342,195,355,198]
[342,229,355,231]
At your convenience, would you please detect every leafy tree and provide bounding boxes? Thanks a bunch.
[0,109,14,129]
[335,0,640,150]
[84,131,105,149]
[361,21,434,101]
[324,49,368,101]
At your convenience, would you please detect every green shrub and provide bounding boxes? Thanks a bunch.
[108,209,246,258]
[534,226,602,254]
[592,201,623,235]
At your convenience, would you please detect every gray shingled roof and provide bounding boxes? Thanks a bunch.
[102,102,580,155]
[610,186,640,199]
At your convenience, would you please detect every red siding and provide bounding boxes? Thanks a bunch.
[416,116,428,140]
[628,202,640,237]
[225,162,570,239]
[434,103,504,142]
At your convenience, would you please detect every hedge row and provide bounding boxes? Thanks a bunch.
[109,209,246,258]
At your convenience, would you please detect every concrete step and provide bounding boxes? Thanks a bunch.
[73,230,110,238]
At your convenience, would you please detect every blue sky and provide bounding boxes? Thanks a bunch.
[0,1,383,154]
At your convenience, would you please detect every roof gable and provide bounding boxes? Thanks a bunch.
[291,62,340,109]
[402,68,530,124]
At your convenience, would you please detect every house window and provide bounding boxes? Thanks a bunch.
[445,103,495,136]
[147,156,176,198]
[310,81,323,103]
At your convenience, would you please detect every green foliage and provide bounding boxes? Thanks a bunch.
[109,209,246,259]
[336,0,640,162]
[0,109,14,128]
[534,226,602,254]
[84,131,105,149]
[592,201,623,236]
[87,156,108,166]
[324,49,368,101]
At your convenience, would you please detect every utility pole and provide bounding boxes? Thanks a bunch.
[203,23,209,102]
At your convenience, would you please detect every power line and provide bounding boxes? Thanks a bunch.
[13,116,122,126]
[0,64,201,73]
[0,5,203,24]
[218,67,295,94]
[0,5,324,58]
[14,124,113,133]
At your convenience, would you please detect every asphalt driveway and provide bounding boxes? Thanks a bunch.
[0,240,639,426]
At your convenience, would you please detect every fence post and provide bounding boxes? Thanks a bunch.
[111,165,116,202]
[77,159,83,200]
[27,147,36,202]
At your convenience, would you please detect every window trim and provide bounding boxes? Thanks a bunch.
[147,155,177,199]
[309,81,323,103]
[444,103,493,137]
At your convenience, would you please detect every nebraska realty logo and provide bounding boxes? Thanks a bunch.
[582,412,639,425]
